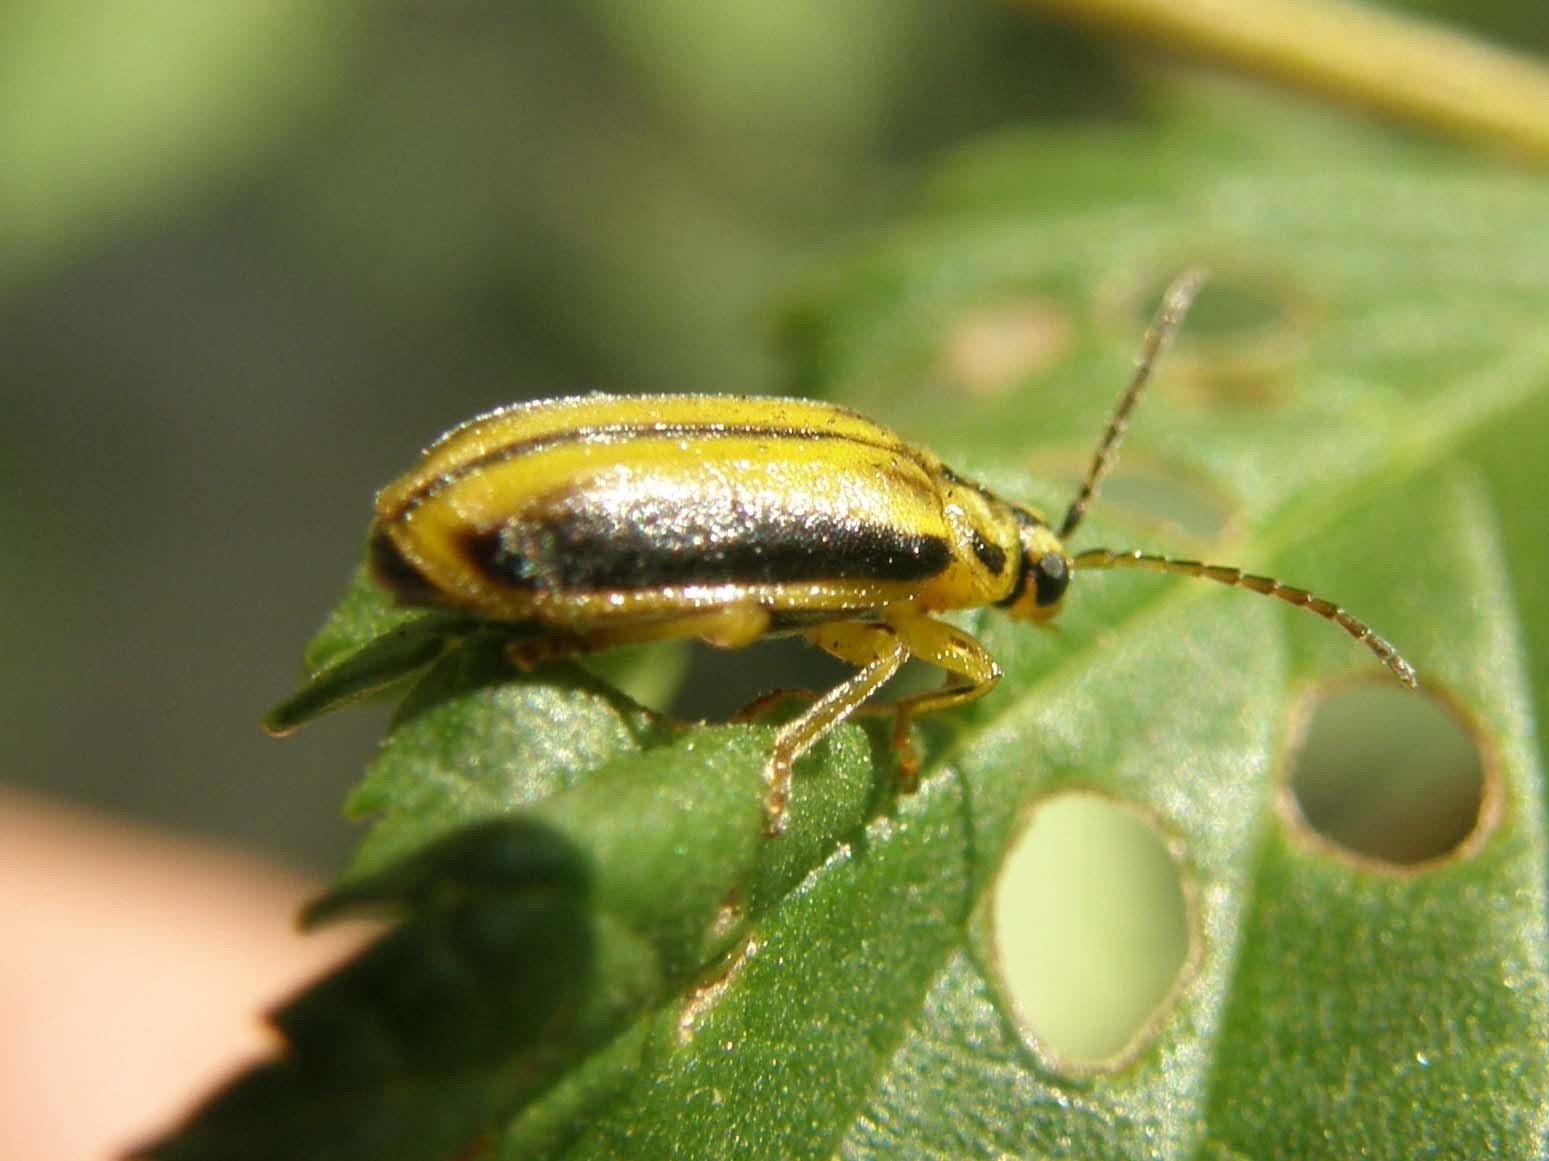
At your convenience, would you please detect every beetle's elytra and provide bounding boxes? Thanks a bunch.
[366,271,1416,834]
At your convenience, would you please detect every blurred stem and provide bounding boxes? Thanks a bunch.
[1017,0,1549,163]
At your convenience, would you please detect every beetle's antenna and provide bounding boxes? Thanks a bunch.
[1059,268,1208,540]
[1072,548,1418,687]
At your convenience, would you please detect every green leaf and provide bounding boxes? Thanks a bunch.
[261,567,470,736]
[299,565,438,678]
[143,647,887,1161]
[150,90,1549,1160]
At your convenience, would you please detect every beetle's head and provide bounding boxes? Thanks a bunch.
[998,507,1072,622]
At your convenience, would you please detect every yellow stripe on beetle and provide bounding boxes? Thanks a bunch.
[368,271,1416,836]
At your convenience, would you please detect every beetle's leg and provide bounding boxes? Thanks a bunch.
[510,603,770,669]
[878,609,1001,789]
[764,622,910,836]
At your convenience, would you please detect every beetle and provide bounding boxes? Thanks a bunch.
[366,271,1416,834]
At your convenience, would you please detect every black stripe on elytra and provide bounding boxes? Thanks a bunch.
[461,503,952,593]
[384,420,931,523]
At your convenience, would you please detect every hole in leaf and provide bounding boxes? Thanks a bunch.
[940,295,1073,396]
[988,792,1191,1069]
[1283,682,1492,869]
[1099,257,1316,403]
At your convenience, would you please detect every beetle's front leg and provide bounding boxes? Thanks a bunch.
[878,608,1001,788]
[763,622,910,836]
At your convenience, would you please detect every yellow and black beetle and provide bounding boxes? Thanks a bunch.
[365,272,1415,834]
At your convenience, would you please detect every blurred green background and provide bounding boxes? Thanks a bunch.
[1,0,1536,873]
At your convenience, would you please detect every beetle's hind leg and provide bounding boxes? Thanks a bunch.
[764,622,910,836]
[876,609,1001,789]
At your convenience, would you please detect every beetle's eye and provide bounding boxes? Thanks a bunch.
[1033,552,1069,607]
